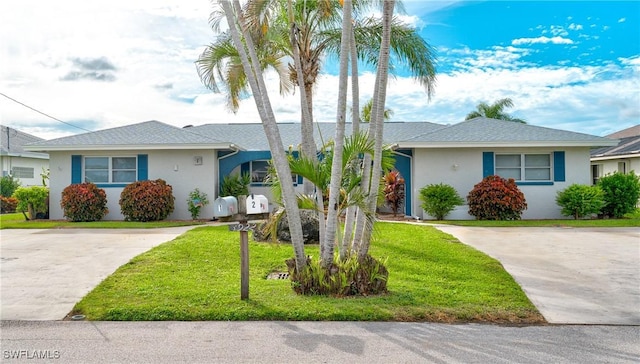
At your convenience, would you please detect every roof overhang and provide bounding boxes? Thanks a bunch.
[591,153,640,161]
[0,151,49,159]
[23,143,235,152]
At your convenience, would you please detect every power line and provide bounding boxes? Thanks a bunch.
[0,92,93,132]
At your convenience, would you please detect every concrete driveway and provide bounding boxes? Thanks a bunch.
[0,226,199,320]
[434,225,640,325]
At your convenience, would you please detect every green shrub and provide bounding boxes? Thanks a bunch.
[556,184,605,219]
[383,170,405,216]
[12,186,49,220]
[221,172,251,197]
[119,179,175,222]
[1,175,21,197]
[419,183,464,220]
[0,196,18,213]
[467,175,527,220]
[187,188,209,220]
[60,183,109,222]
[597,172,640,218]
[286,254,388,296]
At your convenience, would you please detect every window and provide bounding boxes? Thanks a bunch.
[249,160,297,184]
[495,154,551,181]
[591,164,602,185]
[11,166,34,179]
[618,161,627,174]
[84,156,137,184]
[250,160,270,183]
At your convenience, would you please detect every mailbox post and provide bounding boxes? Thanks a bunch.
[221,195,270,300]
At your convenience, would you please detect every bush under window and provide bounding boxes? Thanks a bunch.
[120,179,175,221]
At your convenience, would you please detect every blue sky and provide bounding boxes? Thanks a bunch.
[0,1,638,140]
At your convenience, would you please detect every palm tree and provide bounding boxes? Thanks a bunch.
[359,98,393,123]
[197,0,437,167]
[465,98,526,123]
[356,0,395,259]
[220,0,306,271]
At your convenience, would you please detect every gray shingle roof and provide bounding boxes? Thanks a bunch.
[400,117,617,147]
[24,118,615,152]
[26,120,228,151]
[190,121,446,150]
[591,135,640,158]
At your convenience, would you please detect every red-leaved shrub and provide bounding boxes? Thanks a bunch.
[0,196,18,213]
[467,175,527,220]
[60,183,108,222]
[119,179,175,221]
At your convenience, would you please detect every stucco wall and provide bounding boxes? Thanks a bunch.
[48,150,217,220]
[412,147,591,220]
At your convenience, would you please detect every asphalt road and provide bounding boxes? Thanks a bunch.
[1,321,639,363]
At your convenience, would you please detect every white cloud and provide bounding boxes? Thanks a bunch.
[618,18,626,23]
[568,23,583,31]
[512,36,574,45]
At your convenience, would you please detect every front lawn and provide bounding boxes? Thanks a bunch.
[0,213,204,229]
[72,222,544,323]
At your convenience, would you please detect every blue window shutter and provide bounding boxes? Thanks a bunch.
[482,152,494,178]
[137,154,148,181]
[71,155,82,183]
[553,151,565,182]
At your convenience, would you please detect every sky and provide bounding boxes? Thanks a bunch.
[0,0,638,141]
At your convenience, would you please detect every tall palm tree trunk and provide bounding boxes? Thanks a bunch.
[341,25,361,260]
[223,0,306,270]
[322,0,352,266]
[287,1,316,196]
[358,0,394,258]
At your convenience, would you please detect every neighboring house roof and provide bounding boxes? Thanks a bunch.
[399,118,618,148]
[606,125,640,139]
[0,125,49,159]
[591,124,640,160]
[25,120,232,151]
[23,118,616,152]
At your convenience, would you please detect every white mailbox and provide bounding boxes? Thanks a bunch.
[213,196,238,217]
[246,194,269,214]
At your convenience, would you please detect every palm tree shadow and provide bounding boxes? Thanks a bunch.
[277,321,365,355]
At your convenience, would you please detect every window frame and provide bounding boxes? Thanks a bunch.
[83,156,138,184]
[495,153,552,182]
[249,159,298,185]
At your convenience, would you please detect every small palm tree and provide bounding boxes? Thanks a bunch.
[465,98,526,123]
[359,98,393,123]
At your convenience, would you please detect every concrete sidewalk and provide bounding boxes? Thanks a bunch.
[433,225,640,325]
[0,226,199,320]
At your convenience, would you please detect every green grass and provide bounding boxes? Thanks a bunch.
[72,222,544,323]
[0,213,204,229]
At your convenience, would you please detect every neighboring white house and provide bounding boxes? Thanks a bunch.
[1,125,49,187]
[25,118,617,220]
[590,125,640,184]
